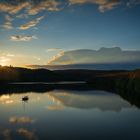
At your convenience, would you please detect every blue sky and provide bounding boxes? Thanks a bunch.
[0,0,140,66]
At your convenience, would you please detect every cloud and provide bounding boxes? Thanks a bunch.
[17,128,37,140]
[9,116,35,124]
[2,15,14,30]
[19,16,44,30]
[0,57,11,62]
[69,0,120,12]
[5,15,13,21]
[0,2,30,14]
[47,51,65,64]
[0,0,134,31]
[6,53,15,57]
[9,2,30,14]
[46,48,62,52]
[33,56,41,61]
[0,0,60,15]
[99,0,121,12]
[16,13,29,19]
[2,22,13,29]
[126,0,140,7]
[28,0,60,15]
[10,35,37,41]
[0,0,121,18]
[47,47,140,65]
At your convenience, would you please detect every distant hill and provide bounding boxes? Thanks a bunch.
[28,62,140,70]
[0,66,128,83]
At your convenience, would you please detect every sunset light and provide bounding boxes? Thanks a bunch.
[0,0,140,140]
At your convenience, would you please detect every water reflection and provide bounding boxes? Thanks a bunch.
[1,128,38,140]
[47,90,132,111]
[0,90,133,112]
[17,128,38,140]
[0,89,140,140]
[9,116,35,124]
[0,95,14,104]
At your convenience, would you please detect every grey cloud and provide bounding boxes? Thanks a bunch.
[126,0,140,6]
[47,47,140,65]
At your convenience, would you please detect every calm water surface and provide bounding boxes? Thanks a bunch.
[0,90,140,140]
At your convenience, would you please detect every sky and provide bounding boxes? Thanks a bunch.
[0,0,140,66]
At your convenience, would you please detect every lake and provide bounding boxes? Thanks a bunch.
[0,89,140,140]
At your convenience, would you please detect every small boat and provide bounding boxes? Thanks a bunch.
[22,96,29,101]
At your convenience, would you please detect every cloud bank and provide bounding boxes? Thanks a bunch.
[47,47,140,65]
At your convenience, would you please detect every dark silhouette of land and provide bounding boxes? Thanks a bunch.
[0,65,128,82]
[0,65,140,108]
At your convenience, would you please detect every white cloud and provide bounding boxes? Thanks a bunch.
[69,0,120,12]
[2,21,13,29]
[16,13,29,19]
[33,56,41,61]
[28,0,60,15]
[19,16,44,30]
[47,51,65,64]
[0,0,60,15]
[0,2,30,14]
[6,53,15,57]
[46,48,62,52]
[0,57,11,62]
[2,15,14,30]
[99,0,121,12]
[10,35,37,41]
